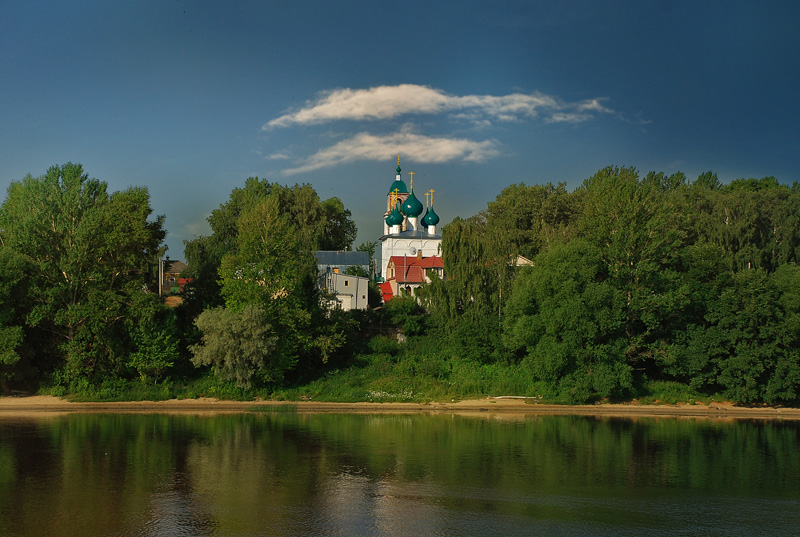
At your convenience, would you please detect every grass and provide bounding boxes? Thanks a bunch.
[36,335,726,407]
[636,380,718,405]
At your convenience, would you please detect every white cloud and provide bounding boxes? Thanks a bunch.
[264,84,613,129]
[282,131,500,175]
[265,151,291,160]
[265,85,451,129]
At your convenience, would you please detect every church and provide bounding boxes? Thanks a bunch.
[378,158,443,301]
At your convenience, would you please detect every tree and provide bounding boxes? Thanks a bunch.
[0,163,166,386]
[183,178,356,309]
[189,305,282,387]
[577,166,692,375]
[673,266,800,404]
[356,241,378,277]
[485,182,582,260]
[688,176,800,273]
[503,240,631,402]
[190,186,354,384]
[0,248,30,392]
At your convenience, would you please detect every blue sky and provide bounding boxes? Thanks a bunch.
[2,1,798,256]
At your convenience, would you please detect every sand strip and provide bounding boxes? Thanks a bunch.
[1,395,799,420]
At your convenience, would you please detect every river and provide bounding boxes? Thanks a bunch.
[1,411,798,536]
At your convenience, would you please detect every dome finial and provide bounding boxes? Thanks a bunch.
[408,171,415,190]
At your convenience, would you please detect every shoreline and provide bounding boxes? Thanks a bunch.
[1,395,799,420]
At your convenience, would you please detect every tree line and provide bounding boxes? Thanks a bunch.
[1,163,799,405]
[0,165,360,395]
[419,166,800,404]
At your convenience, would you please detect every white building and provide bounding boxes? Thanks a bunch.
[314,250,370,311]
[379,160,442,282]
[318,271,369,311]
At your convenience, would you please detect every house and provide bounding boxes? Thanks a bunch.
[159,257,190,296]
[379,253,444,301]
[318,271,370,311]
[314,250,370,311]
[314,250,369,276]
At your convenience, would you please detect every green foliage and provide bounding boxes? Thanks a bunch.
[0,163,166,387]
[190,305,285,388]
[673,267,800,404]
[578,167,693,371]
[183,178,357,310]
[356,240,378,276]
[503,240,632,402]
[3,161,797,406]
[0,248,30,390]
[485,182,581,260]
[128,321,179,385]
[383,296,428,336]
[421,166,800,405]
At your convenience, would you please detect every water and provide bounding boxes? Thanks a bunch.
[0,411,798,536]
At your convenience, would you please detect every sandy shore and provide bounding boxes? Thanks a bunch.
[1,395,799,420]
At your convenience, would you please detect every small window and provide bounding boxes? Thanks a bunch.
[344,280,349,287]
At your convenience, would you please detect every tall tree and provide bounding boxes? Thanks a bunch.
[189,183,355,385]
[578,166,692,374]
[183,178,356,309]
[503,239,632,402]
[0,163,166,385]
[485,182,582,260]
[0,248,30,392]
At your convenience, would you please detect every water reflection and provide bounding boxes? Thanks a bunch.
[0,413,798,536]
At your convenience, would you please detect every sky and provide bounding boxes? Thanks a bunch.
[2,0,799,257]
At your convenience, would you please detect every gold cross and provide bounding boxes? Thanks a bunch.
[428,189,435,204]
[408,171,414,189]
[397,155,400,165]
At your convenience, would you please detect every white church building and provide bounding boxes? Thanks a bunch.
[378,159,443,301]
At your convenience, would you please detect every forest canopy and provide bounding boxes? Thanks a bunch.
[1,163,798,405]
[421,167,800,404]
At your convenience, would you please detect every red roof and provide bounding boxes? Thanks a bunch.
[386,255,443,284]
[387,255,444,283]
[379,281,394,302]
[416,256,444,268]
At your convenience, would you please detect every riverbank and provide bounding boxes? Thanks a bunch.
[2,395,799,419]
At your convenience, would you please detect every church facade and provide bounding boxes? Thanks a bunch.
[378,159,443,301]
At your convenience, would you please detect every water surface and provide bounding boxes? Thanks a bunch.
[1,411,798,536]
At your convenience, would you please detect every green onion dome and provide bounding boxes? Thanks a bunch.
[422,205,440,226]
[401,189,424,217]
[388,165,409,194]
[386,203,404,227]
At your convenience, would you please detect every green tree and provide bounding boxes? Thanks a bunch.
[0,163,166,386]
[190,185,355,385]
[503,240,631,402]
[189,305,282,387]
[419,215,507,362]
[578,166,692,375]
[674,267,800,404]
[485,182,582,260]
[0,248,31,392]
[356,240,378,277]
[183,178,356,310]
[689,177,800,273]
